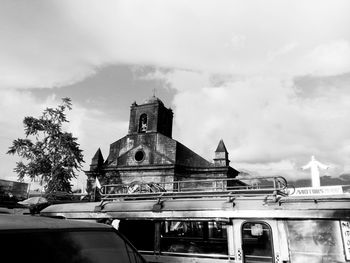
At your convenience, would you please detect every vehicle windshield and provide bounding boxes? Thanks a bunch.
[0,230,144,263]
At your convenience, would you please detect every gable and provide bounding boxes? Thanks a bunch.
[117,144,175,166]
[105,133,177,167]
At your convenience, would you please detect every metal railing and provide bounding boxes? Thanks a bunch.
[99,176,289,201]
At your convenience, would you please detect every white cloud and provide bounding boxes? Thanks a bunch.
[165,70,350,181]
[225,35,247,49]
[303,40,350,76]
[1,0,350,184]
[1,0,350,89]
[267,42,299,62]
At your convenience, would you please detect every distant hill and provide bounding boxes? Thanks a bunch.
[237,171,350,188]
[289,174,350,188]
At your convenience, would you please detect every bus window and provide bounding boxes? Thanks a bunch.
[160,221,228,256]
[118,220,155,252]
[241,222,273,263]
[286,220,344,262]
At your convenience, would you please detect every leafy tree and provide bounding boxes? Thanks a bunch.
[7,98,84,193]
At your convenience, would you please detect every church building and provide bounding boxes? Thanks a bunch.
[85,96,239,192]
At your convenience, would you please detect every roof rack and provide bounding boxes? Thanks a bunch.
[100,176,289,201]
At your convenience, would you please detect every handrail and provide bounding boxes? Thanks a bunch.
[99,176,289,201]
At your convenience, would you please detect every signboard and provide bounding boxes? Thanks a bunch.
[291,185,343,196]
[341,221,350,260]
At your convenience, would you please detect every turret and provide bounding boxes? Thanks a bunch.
[214,139,229,166]
[90,148,104,171]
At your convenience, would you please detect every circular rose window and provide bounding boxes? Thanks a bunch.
[135,150,145,162]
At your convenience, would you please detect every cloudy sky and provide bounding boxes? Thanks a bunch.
[1,0,350,189]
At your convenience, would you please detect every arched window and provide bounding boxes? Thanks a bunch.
[138,114,147,133]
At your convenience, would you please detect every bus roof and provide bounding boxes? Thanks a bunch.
[41,193,350,220]
[40,176,350,220]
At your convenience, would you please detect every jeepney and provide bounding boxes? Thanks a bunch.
[41,177,350,263]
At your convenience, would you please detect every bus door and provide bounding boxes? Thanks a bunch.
[233,220,282,263]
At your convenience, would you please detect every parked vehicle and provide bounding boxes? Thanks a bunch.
[19,191,90,214]
[0,179,29,208]
[0,214,146,263]
[41,177,350,263]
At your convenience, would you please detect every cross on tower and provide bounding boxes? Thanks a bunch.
[152,88,157,97]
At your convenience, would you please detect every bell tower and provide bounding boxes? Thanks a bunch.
[128,96,174,138]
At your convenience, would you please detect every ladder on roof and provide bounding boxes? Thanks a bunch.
[99,176,289,201]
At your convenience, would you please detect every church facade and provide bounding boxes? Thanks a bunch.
[85,96,239,192]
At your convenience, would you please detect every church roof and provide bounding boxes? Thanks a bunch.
[143,95,164,105]
[215,139,228,153]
